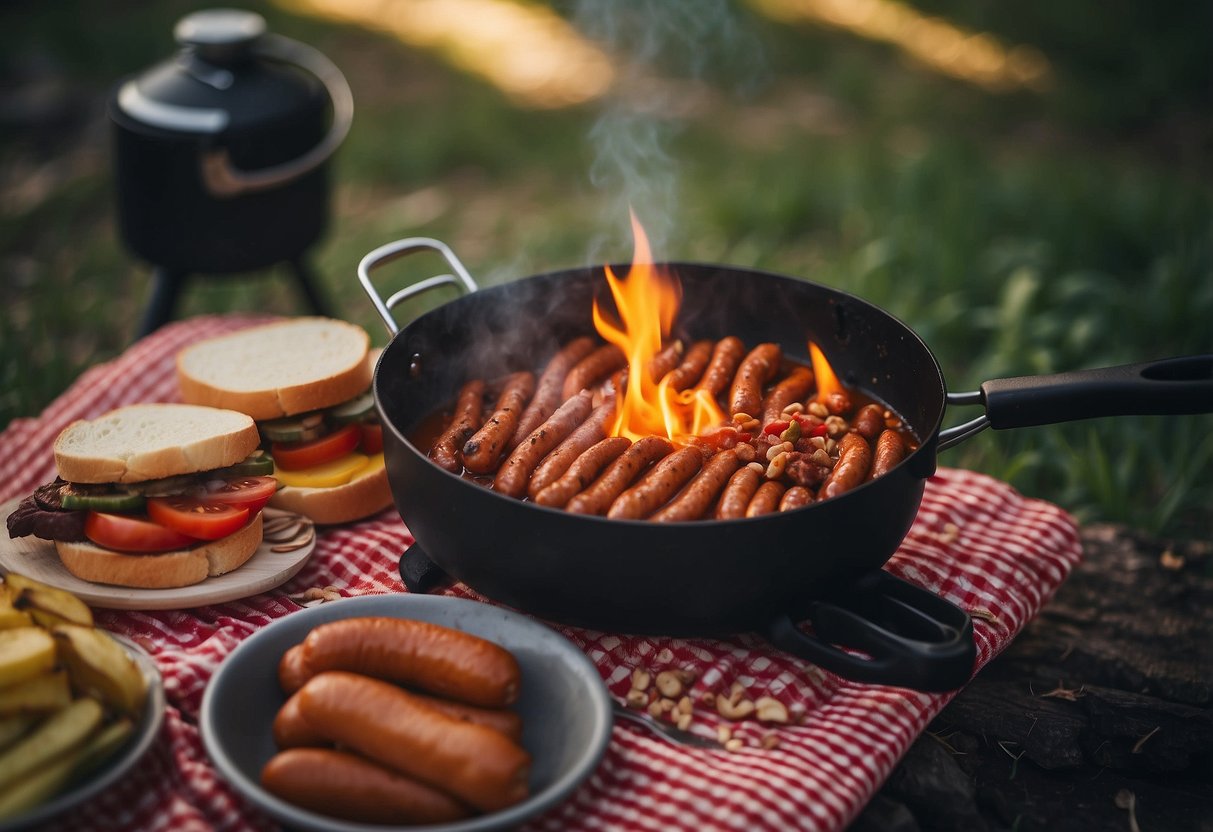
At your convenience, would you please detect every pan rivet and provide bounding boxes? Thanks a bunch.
[408,353,423,377]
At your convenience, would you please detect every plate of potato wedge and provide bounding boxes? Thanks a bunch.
[0,573,165,830]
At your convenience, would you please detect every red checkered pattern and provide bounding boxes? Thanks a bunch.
[0,316,1082,832]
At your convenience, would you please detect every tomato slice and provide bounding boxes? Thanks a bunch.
[203,476,278,513]
[359,423,384,455]
[273,424,361,471]
[84,512,197,553]
[147,497,249,541]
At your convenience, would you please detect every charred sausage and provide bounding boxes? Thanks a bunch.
[694,336,745,398]
[494,391,593,498]
[533,436,630,508]
[761,365,815,424]
[507,337,595,449]
[527,401,616,497]
[651,448,743,522]
[779,485,813,511]
[295,672,530,812]
[561,344,627,401]
[664,340,715,391]
[430,379,485,472]
[462,372,536,474]
[607,446,705,520]
[565,436,673,516]
[745,480,786,517]
[261,748,472,825]
[870,428,907,479]
[301,617,521,708]
[728,343,782,418]
[852,403,885,440]
[819,431,873,500]
[715,466,763,519]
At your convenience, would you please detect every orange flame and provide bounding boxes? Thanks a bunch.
[809,341,843,400]
[593,212,726,442]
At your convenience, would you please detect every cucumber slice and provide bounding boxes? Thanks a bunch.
[60,490,145,513]
[260,413,327,444]
[210,450,275,478]
[328,391,376,425]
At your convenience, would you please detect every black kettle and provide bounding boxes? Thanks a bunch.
[109,9,353,331]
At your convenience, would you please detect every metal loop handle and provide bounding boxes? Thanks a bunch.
[200,33,354,198]
[938,390,990,451]
[357,237,479,334]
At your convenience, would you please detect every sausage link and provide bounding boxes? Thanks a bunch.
[870,429,907,479]
[607,446,705,520]
[664,340,715,391]
[745,481,786,517]
[779,485,813,511]
[648,341,684,383]
[728,343,782,418]
[462,372,536,474]
[273,690,328,749]
[430,379,485,472]
[534,437,630,508]
[507,337,595,450]
[761,365,815,424]
[416,694,523,742]
[651,449,743,522]
[527,401,616,497]
[494,391,593,499]
[561,344,627,401]
[694,336,745,398]
[261,748,472,825]
[852,403,885,440]
[715,466,762,519]
[819,432,873,500]
[565,436,673,516]
[302,617,521,707]
[278,644,310,695]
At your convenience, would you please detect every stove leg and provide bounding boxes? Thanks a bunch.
[137,266,187,339]
[288,257,333,318]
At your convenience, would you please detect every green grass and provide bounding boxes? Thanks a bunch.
[2,0,1210,538]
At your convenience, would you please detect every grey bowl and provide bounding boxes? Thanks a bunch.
[200,594,613,831]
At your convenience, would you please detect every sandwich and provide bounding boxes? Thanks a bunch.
[6,403,273,589]
[175,317,392,525]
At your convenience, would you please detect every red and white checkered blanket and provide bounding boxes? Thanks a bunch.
[0,315,1082,832]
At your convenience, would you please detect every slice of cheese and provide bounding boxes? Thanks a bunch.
[274,453,370,488]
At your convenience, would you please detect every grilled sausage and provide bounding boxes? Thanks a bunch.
[273,690,327,749]
[761,365,815,424]
[651,448,743,522]
[870,428,907,479]
[494,391,593,499]
[779,485,813,511]
[728,343,782,419]
[565,436,673,516]
[822,389,853,417]
[534,437,630,508]
[819,431,873,500]
[745,481,786,517]
[430,379,486,472]
[665,340,715,391]
[607,446,705,520]
[852,403,885,440]
[295,672,530,812]
[508,337,595,450]
[462,372,536,474]
[527,401,616,497]
[301,617,521,708]
[648,341,684,383]
[261,748,472,825]
[278,644,311,695]
[715,466,763,519]
[561,344,627,401]
[694,336,745,398]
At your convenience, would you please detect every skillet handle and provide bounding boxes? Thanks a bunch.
[357,237,479,335]
[765,571,976,692]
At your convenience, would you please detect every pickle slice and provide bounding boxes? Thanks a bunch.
[210,450,274,478]
[59,490,145,512]
[260,413,327,443]
[327,391,376,425]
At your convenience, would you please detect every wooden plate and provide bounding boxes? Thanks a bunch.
[0,500,315,610]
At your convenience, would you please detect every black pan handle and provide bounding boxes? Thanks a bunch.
[765,571,976,692]
[939,355,1213,450]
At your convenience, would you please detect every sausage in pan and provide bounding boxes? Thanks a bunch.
[745,481,786,517]
[261,747,472,825]
[462,372,536,474]
[527,401,616,497]
[651,448,743,522]
[870,428,907,479]
[507,336,596,449]
[779,485,813,511]
[607,446,705,520]
[648,341,684,383]
[430,379,486,473]
[819,432,873,500]
[561,344,627,401]
[533,436,630,508]
[301,616,521,708]
[565,436,673,516]
[852,403,885,440]
[664,340,715,391]
[715,466,763,519]
[728,343,782,418]
[694,336,745,398]
[494,391,593,499]
[297,671,530,813]
[761,365,815,424]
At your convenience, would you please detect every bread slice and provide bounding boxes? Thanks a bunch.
[176,318,372,420]
[269,457,392,525]
[54,404,259,484]
[55,512,263,589]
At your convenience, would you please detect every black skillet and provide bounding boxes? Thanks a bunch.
[358,238,1213,693]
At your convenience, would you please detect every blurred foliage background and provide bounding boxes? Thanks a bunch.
[1,0,1210,539]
